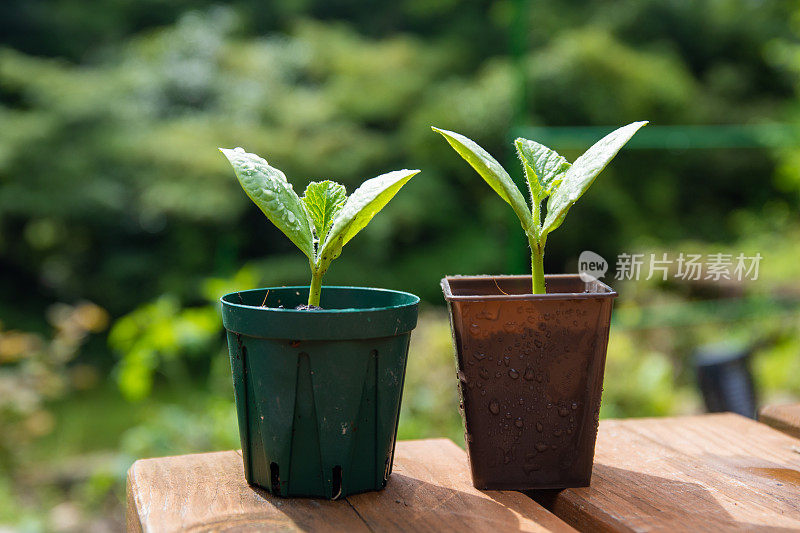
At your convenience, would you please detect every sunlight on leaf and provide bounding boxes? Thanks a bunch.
[432,126,532,230]
[220,147,314,259]
[319,169,419,268]
[302,180,347,244]
[543,121,648,233]
[515,138,571,202]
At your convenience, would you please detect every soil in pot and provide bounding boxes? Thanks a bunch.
[221,286,419,499]
[442,274,616,490]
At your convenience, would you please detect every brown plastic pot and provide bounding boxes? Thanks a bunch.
[441,274,616,490]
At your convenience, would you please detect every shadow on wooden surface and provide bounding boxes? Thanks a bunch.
[528,414,800,532]
[127,439,571,532]
[760,403,800,440]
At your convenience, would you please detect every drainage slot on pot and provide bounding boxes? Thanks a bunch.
[331,465,343,500]
[270,462,281,496]
[384,457,391,482]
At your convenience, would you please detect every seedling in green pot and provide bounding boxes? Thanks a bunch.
[220,147,419,307]
[433,121,647,294]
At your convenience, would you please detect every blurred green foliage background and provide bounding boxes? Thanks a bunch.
[2,0,800,530]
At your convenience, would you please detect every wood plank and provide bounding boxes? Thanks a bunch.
[534,413,800,532]
[126,449,369,533]
[760,403,800,440]
[349,439,574,532]
[127,439,571,533]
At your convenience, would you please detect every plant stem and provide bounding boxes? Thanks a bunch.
[529,196,546,294]
[308,269,323,307]
[531,240,546,294]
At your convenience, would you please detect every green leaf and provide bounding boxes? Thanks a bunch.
[301,180,347,243]
[318,169,419,269]
[432,127,533,230]
[515,138,571,201]
[543,121,648,233]
[220,147,314,259]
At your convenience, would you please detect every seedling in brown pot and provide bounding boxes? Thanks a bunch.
[432,122,647,293]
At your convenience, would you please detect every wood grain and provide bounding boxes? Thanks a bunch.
[126,449,368,533]
[533,413,800,532]
[127,439,571,533]
[760,403,800,440]
[349,439,574,532]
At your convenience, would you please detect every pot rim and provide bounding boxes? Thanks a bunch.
[441,274,617,302]
[221,285,420,314]
[220,286,420,340]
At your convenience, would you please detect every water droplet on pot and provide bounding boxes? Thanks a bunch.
[509,369,519,379]
[536,422,543,432]
[479,368,489,380]
[489,401,500,415]
[554,429,562,437]
[571,401,578,410]
[515,417,524,428]
[524,464,541,475]
[535,442,548,452]
[559,407,569,417]
[523,366,535,381]
[503,355,511,367]
[469,323,480,335]
[495,371,501,378]
[505,412,512,419]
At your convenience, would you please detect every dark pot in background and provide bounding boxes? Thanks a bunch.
[694,341,757,419]
[441,274,616,490]
[221,286,419,499]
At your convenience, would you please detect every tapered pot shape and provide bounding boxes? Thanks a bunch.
[221,286,419,499]
[441,274,616,490]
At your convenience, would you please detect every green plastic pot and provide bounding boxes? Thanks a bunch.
[220,286,419,499]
